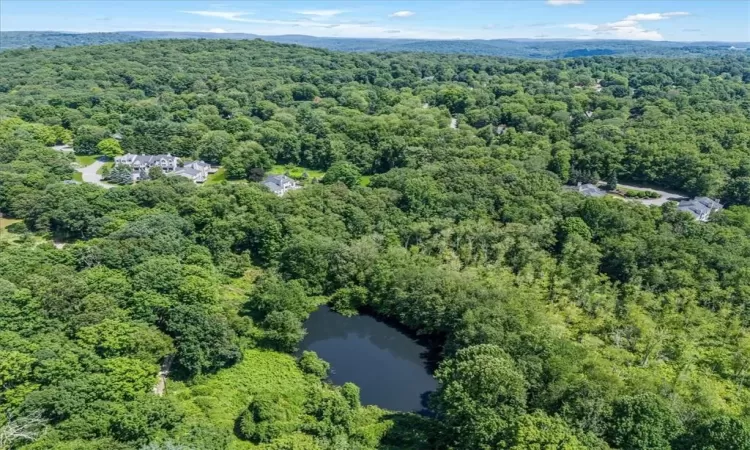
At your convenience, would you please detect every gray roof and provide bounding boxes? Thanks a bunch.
[262,181,285,193]
[579,183,606,197]
[678,197,723,220]
[175,166,201,177]
[182,160,210,170]
[264,174,294,185]
[694,197,723,210]
[262,174,298,194]
[117,154,179,165]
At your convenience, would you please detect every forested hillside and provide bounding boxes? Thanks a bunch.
[1,39,750,450]
[3,31,748,59]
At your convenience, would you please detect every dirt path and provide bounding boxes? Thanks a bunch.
[153,355,174,396]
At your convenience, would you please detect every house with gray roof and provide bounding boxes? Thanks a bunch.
[577,183,606,198]
[115,154,180,172]
[170,160,211,183]
[262,174,300,196]
[115,154,213,184]
[677,197,723,222]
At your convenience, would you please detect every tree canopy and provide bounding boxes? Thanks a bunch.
[0,38,749,450]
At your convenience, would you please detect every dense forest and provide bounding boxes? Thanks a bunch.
[3,31,748,59]
[1,39,750,450]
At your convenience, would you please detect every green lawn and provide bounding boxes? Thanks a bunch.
[72,172,83,182]
[96,161,114,175]
[269,164,326,180]
[0,217,21,231]
[205,167,227,185]
[205,165,325,187]
[74,154,101,167]
[0,217,23,244]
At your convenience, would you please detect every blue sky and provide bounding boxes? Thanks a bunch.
[2,1,748,41]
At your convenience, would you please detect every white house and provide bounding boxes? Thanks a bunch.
[677,197,724,222]
[115,154,180,172]
[262,175,300,196]
[170,160,211,183]
[114,154,212,184]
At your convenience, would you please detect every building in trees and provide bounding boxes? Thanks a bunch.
[261,175,301,196]
[169,160,212,183]
[577,183,606,198]
[114,154,213,183]
[677,197,723,221]
[115,153,180,172]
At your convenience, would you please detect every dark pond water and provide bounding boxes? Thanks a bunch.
[299,305,439,413]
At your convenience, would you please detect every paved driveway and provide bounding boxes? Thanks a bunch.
[76,159,114,189]
[616,183,687,206]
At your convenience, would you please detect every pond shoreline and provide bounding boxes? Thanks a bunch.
[299,305,441,415]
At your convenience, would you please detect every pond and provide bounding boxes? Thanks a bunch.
[299,305,439,414]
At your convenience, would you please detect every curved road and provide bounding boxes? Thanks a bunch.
[76,159,114,189]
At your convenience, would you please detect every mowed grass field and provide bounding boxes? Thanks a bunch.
[205,167,227,185]
[0,217,21,230]
[269,164,326,180]
[74,154,100,167]
[0,217,23,244]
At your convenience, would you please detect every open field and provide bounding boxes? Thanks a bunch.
[0,217,22,230]
[0,217,26,244]
[269,164,326,180]
[170,349,308,450]
[205,167,227,185]
[74,154,101,167]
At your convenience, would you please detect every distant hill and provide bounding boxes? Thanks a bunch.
[0,31,143,49]
[2,31,747,59]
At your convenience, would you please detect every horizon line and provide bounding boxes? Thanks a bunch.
[3,30,749,44]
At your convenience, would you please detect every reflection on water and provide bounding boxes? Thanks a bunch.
[299,305,439,413]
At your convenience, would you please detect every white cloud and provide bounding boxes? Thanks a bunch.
[207,28,227,33]
[566,11,690,40]
[294,10,345,17]
[547,0,584,5]
[624,12,689,21]
[389,11,415,17]
[182,11,251,21]
[567,23,597,31]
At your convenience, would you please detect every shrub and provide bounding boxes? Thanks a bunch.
[298,351,330,379]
